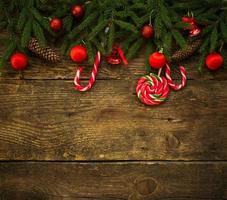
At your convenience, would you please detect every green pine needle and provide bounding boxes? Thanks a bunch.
[69,12,98,38]
[126,38,143,60]
[88,20,108,40]
[21,19,32,47]
[210,26,218,52]
[107,23,115,54]
[220,21,227,43]
[171,29,186,49]
[0,40,17,68]
[33,20,46,47]
[114,20,138,34]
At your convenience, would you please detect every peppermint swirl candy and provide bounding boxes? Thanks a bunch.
[136,73,170,106]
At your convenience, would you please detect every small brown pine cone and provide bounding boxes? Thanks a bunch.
[170,39,202,63]
[27,38,61,63]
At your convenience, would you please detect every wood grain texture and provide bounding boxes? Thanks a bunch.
[0,162,227,200]
[0,79,227,161]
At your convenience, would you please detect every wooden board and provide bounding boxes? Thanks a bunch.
[1,31,227,199]
[0,162,227,200]
[0,79,227,161]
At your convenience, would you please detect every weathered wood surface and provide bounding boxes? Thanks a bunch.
[1,162,227,200]
[0,79,227,160]
[1,31,227,199]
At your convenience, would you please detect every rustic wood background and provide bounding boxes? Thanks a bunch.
[0,34,227,199]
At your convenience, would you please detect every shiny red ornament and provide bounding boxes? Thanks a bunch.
[182,16,196,26]
[71,4,84,18]
[182,16,201,37]
[50,17,62,32]
[205,53,224,71]
[149,52,166,69]
[182,16,197,30]
[10,52,28,71]
[70,45,87,63]
[106,46,128,65]
[141,24,154,39]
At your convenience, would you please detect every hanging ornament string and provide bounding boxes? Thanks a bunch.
[136,64,187,106]
[74,51,101,92]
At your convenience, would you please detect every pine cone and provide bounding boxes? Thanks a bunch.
[27,38,61,63]
[170,39,202,63]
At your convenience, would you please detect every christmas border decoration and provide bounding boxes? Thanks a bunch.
[0,0,226,106]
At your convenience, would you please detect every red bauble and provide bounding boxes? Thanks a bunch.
[141,24,154,39]
[10,52,28,71]
[182,16,196,24]
[182,16,201,37]
[71,5,84,18]
[50,17,62,32]
[149,52,166,69]
[70,45,87,63]
[205,53,224,71]
[182,16,196,30]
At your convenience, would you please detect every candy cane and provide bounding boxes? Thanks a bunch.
[74,51,101,92]
[165,63,187,91]
[136,64,187,106]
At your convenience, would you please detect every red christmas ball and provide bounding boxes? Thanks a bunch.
[71,5,84,18]
[141,24,154,39]
[10,52,28,71]
[149,52,166,69]
[70,45,87,63]
[182,16,196,24]
[205,53,224,71]
[182,16,196,30]
[50,17,62,32]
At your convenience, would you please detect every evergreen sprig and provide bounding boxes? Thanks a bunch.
[0,0,226,73]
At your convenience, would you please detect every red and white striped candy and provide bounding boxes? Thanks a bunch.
[165,63,187,91]
[74,51,101,92]
[136,64,187,106]
[136,73,170,106]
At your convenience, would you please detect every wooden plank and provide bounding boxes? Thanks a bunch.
[0,79,227,161]
[0,162,226,200]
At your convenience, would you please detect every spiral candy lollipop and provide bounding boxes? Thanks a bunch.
[136,64,187,106]
[136,73,170,106]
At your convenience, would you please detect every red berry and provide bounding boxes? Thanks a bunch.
[50,17,62,32]
[149,52,166,69]
[70,45,87,63]
[10,52,28,71]
[141,24,154,39]
[71,5,84,18]
[206,53,224,71]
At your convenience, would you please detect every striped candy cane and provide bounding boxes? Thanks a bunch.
[165,63,187,91]
[74,51,101,92]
